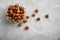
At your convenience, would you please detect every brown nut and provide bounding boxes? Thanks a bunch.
[14,3,19,7]
[13,8,17,13]
[18,22,22,26]
[9,17,12,20]
[36,17,40,21]
[8,5,13,10]
[13,13,16,16]
[8,17,14,22]
[17,9,20,13]
[23,19,27,23]
[34,9,38,13]
[16,20,20,23]
[26,16,30,19]
[25,25,29,30]
[20,11,25,14]
[7,10,13,14]
[15,13,19,16]
[19,6,24,11]
[45,14,49,18]
[32,14,35,17]
[18,16,21,20]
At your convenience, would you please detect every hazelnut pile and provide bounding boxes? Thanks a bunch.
[6,4,25,23]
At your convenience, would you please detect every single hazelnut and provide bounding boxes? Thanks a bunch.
[18,16,21,19]
[36,17,40,21]
[18,22,22,26]
[8,17,14,22]
[13,8,17,13]
[9,17,12,20]
[13,13,16,16]
[34,9,38,13]
[19,6,24,11]
[45,14,49,18]
[32,14,35,17]
[25,25,29,30]
[15,3,19,7]
[23,19,27,23]
[26,16,30,19]
[8,5,13,10]
[8,10,13,14]
[15,13,19,16]
[21,16,24,19]
[20,11,24,14]
[16,20,20,23]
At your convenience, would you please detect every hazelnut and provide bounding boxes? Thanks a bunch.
[20,11,23,13]
[9,17,12,20]
[15,13,19,16]
[25,25,29,30]
[14,3,19,7]
[9,17,14,22]
[18,16,21,20]
[13,8,17,13]
[18,22,22,26]
[13,13,16,16]
[8,5,13,10]
[36,17,40,21]
[34,9,38,13]
[45,14,49,18]
[19,6,24,11]
[26,16,30,19]
[16,20,20,23]
[32,14,35,17]
[8,10,13,14]
[23,19,27,23]
[17,9,20,13]
[21,16,24,19]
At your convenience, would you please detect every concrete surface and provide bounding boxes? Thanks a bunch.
[0,0,60,40]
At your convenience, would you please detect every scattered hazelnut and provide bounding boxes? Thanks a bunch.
[26,16,30,19]
[32,14,35,17]
[23,19,27,23]
[36,17,40,21]
[34,9,38,13]
[45,14,49,18]
[25,25,29,30]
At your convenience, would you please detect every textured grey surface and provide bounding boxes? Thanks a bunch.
[0,0,60,40]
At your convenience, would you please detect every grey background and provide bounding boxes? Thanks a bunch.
[0,0,60,40]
